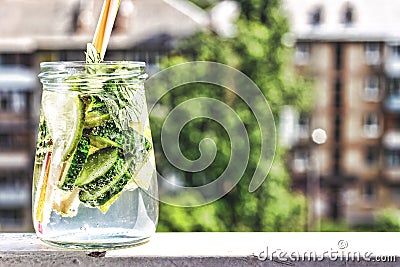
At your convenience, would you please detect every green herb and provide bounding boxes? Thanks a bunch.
[86,43,102,64]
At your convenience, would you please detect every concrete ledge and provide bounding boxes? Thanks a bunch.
[0,232,399,266]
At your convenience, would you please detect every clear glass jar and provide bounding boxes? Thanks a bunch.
[32,61,158,249]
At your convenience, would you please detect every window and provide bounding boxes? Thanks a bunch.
[0,54,17,65]
[392,45,400,57]
[294,43,310,66]
[293,149,309,173]
[0,91,27,113]
[0,54,32,66]
[0,91,10,111]
[0,134,30,149]
[11,92,26,113]
[362,181,376,202]
[0,134,12,148]
[0,170,27,187]
[342,4,355,26]
[309,6,323,26]
[387,78,400,98]
[0,209,23,226]
[385,149,400,168]
[297,114,310,140]
[363,112,381,138]
[365,146,379,166]
[363,76,380,101]
[365,43,380,65]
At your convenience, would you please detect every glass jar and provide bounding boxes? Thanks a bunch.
[32,61,158,249]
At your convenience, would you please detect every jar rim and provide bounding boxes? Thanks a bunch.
[39,61,147,89]
[40,61,146,68]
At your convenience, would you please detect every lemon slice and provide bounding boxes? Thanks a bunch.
[98,191,122,213]
[42,90,84,161]
[126,152,156,191]
[129,121,152,140]
[126,121,155,191]
[52,187,80,217]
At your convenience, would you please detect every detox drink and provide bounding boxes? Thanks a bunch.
[32,61,158,249]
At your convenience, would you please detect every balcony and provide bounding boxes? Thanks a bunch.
[384,57,400,77]
[0,152,30,169]
[383,131,400,149]
[385,44,400,77]
[365,49,381,66]
[384,94,400,113]
[384,77,400,112]
[0,186,29,208]
[383,134,400,182]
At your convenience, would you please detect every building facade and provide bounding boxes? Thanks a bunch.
[0,65,36,231]
[283,0,400,226]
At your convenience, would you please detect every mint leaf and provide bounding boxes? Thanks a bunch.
[85,43,102,64]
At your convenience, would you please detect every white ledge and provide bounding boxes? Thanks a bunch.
[0,232,399,266]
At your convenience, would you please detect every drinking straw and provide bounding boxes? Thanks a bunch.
[92,0,121,60]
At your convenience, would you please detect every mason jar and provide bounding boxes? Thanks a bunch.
[32,61,158,249]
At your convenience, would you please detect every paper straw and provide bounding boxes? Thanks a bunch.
[92,0,121,60]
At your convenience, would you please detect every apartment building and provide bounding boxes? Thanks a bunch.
[283,0,400,225]
[0,0,208,232]
[0,64,36,231]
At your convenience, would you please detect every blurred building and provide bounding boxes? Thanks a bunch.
[283,0,400,226]
[0,0,209,232]
[0,66,36,231]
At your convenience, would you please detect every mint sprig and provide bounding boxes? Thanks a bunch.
[86,43,102,64]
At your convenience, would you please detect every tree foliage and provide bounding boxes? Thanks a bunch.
[373,209,400,231]
[152,0,313,232]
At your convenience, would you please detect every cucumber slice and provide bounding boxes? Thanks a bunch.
[84,112,110,128]
[83,95,110,128]
[75,147,120,186]
[79,170,131,207]
[88,135,122,149]
[87,119,153,154]
[87,121,124,148]
[76,147,130,207]
[59,136,90,191]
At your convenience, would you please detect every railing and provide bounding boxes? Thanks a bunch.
[0,232,399,266]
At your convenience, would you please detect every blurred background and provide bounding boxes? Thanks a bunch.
[0,0,400,232]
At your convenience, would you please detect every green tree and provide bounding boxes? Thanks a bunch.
[373,208,400,231]
[152,0,313,232]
